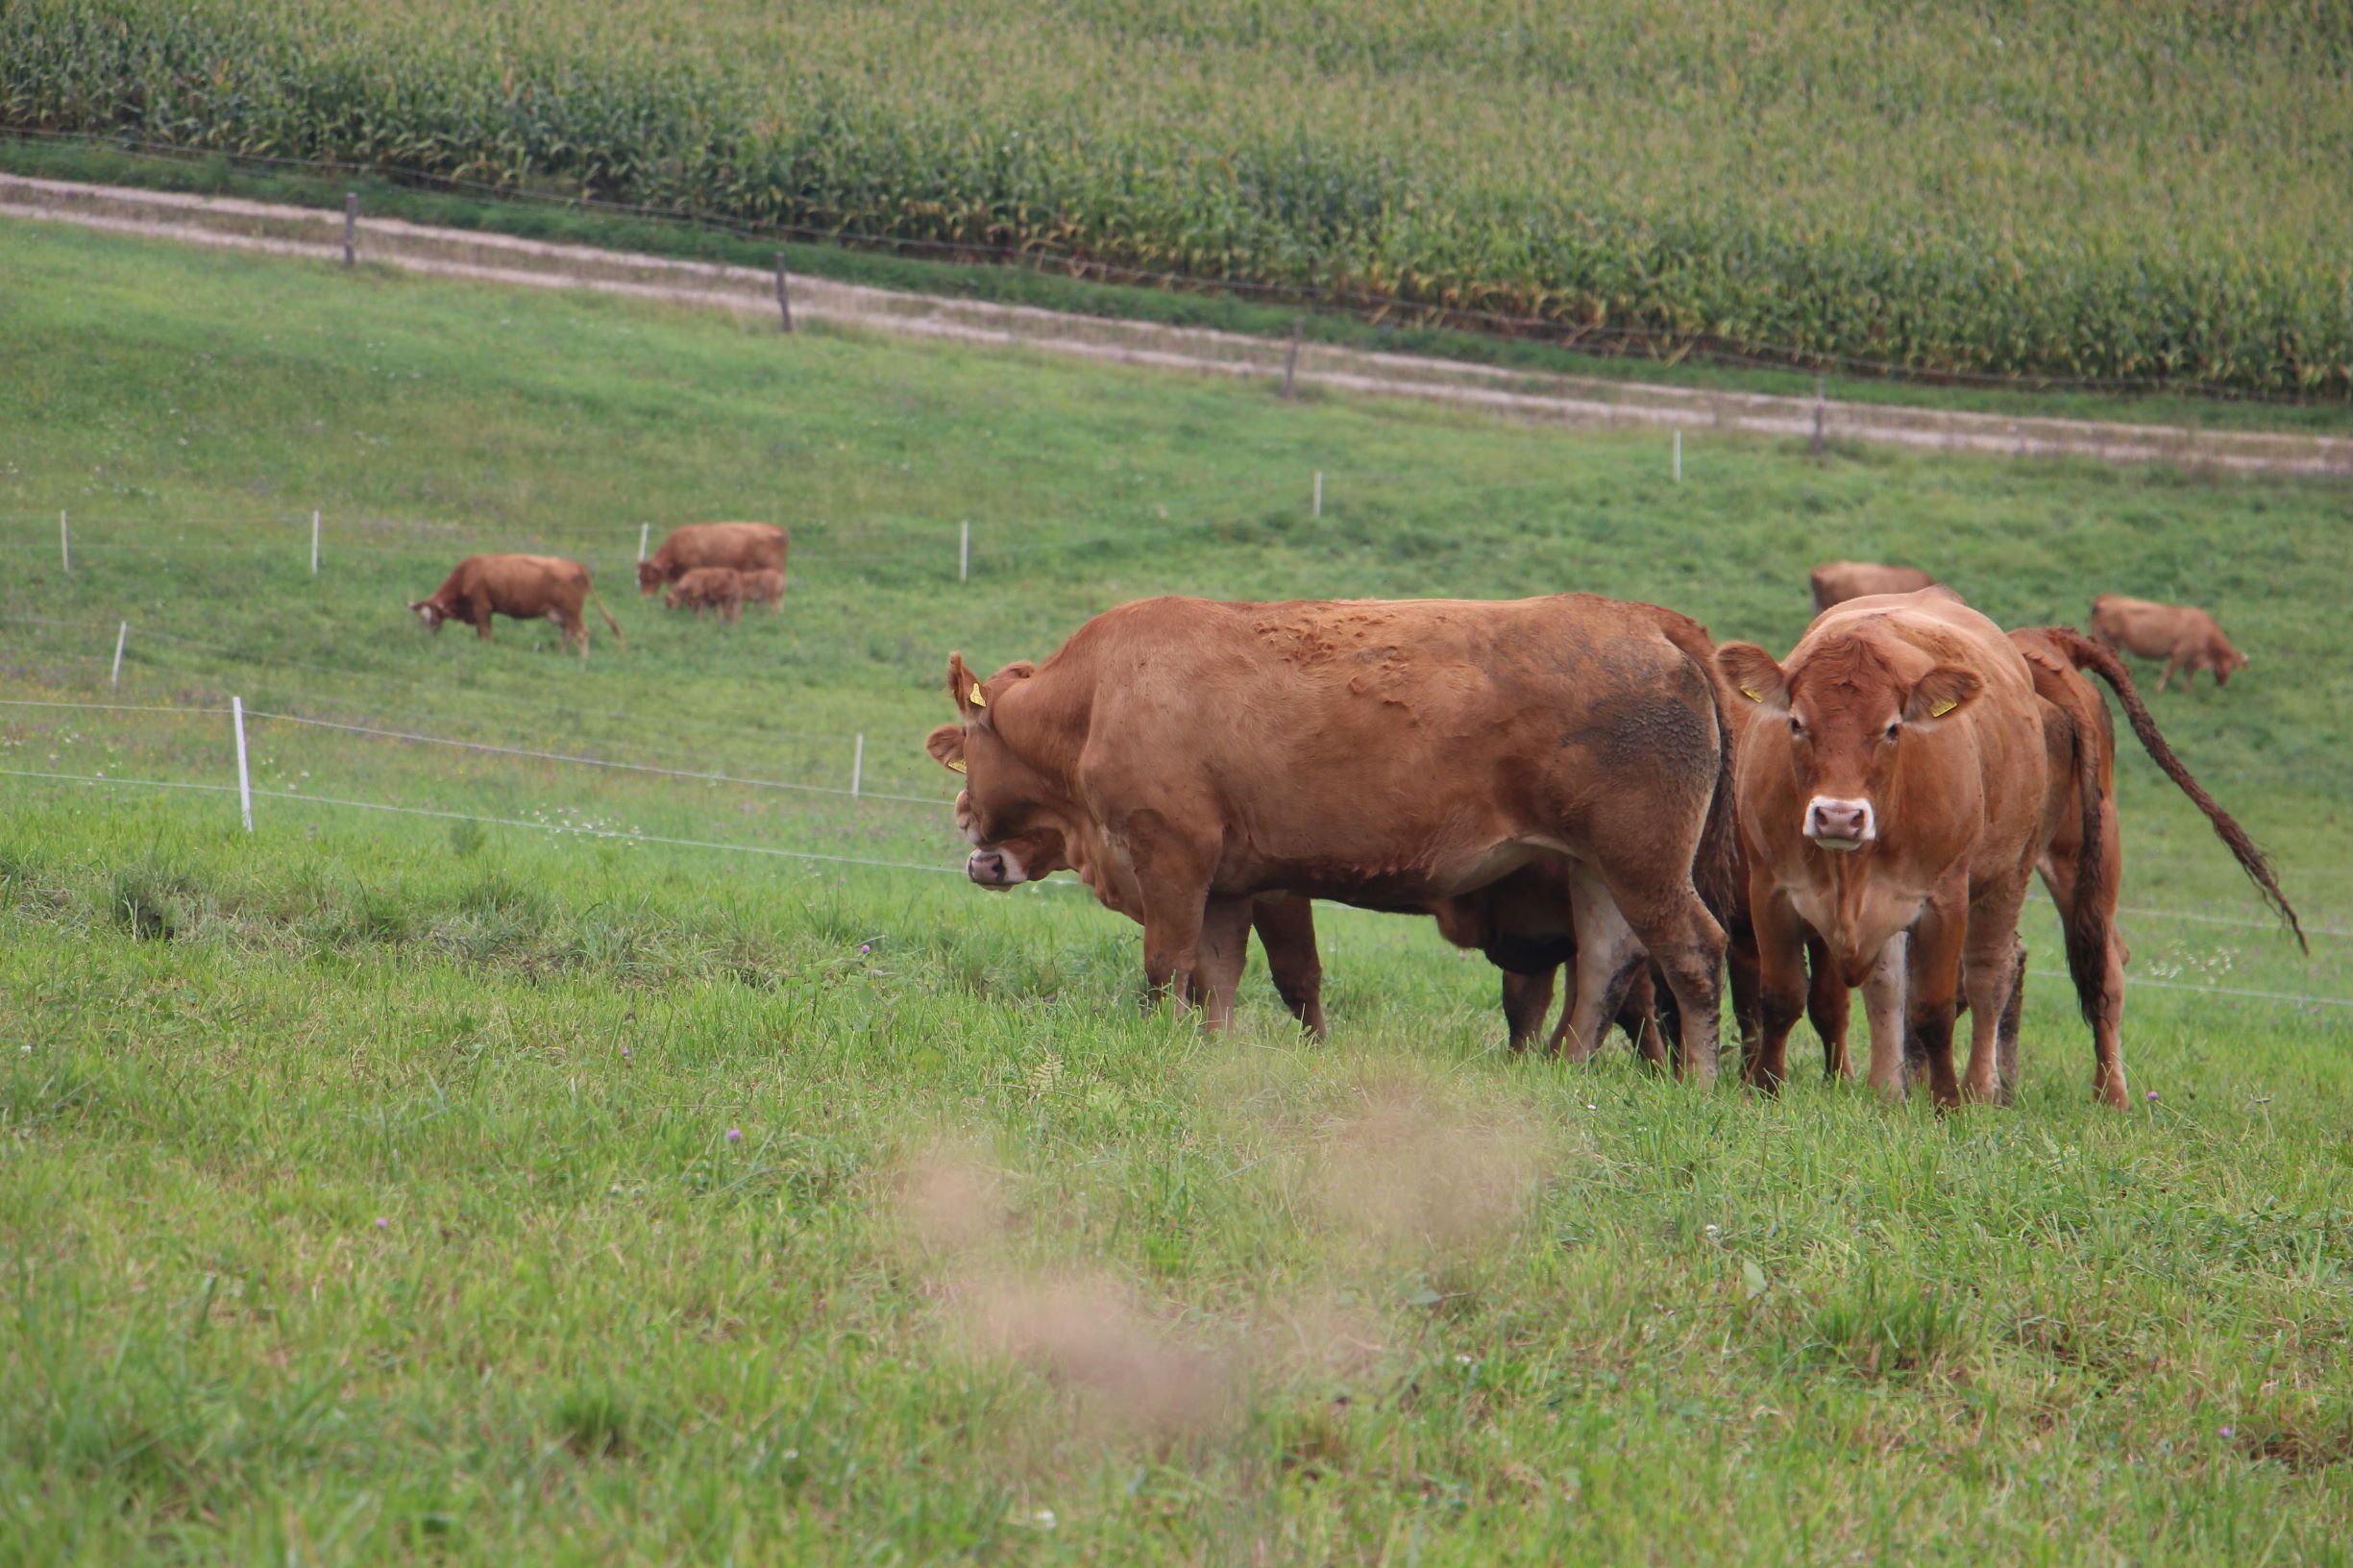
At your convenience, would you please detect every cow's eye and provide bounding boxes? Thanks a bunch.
[1787,716,1806,738]
[1883,721,1901,742]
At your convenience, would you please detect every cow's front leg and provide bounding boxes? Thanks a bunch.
[1905,892,1970,1109]
[1862,932,1908,1098]
[1959,879,2030,1104]
[1501,968,1556,1051]
[1129,829,1215,1019]
[1746,888,1808,1093]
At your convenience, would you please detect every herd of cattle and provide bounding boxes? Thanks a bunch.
[406,522,790,651]
[925,562,2294,1109]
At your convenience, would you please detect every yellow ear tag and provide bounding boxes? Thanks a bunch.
[968,685,987,708]
[946,757,968,773]
[1929,698,1956,718]
[1740,686,1764,702]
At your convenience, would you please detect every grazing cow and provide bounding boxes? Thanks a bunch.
[2088,594,2248,692]
[665,566,745,623]
[740,568,787,614]
[408,554,622,659]
[1810,561,1945,614]
[636,522,789,597]
[946,783,1326,1036]
[924,595,1736,1077]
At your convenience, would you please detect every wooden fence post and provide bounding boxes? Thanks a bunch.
[344,193,357,268]
[1282,317,1304,400]
[1812,376,1826,458]
[775,253,794,333]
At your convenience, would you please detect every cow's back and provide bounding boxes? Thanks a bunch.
[1050,595,1721,898]
[1811,561,1936,612]
[659,523,788,575]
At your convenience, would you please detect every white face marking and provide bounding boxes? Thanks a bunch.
[1804,795,1876,849]
[415,605,441,627]
[994,845,1029,883]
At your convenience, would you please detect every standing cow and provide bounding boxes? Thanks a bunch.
[1717,591,2297,1109]
[1810,561,1945,613]
[2088,594,2248,692]
[637,522,788,597]
[408,554,623,659]
[925,594,1737,1078]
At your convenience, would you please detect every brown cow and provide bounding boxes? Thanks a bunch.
[925,595,1736,1077]
[2088,594,2248,692]
[740,568,787,615]
[408,554,623,659]
[665,566,745,623]
[1718,592,2065,1106]
[1810,561,1944,614]
[934,746,1670,1053]
[636,522,789,597]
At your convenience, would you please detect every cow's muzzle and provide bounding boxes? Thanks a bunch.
[966,847,1026,888]
[1804,796,1875,850]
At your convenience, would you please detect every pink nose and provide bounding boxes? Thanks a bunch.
[967,848,1011,887]
[1807,799,1870,841]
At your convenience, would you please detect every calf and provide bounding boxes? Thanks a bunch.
[1810,561,1944,613]
[925,594,1736,1078]
[665,566,745,623]
[409,554,622,659]
[740,568,787,614]
[637,522,788,597]
[2088,594,2248,692]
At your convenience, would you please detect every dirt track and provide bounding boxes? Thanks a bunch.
[6,171,2347,478]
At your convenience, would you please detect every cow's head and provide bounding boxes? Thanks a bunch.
[636,560,666,597]
[1717,636,1982,852]
[925,651,1075,888]
[408,598,446,633]
[2218,642,2252,685]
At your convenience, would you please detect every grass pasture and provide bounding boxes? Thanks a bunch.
[1,219,2351,1562]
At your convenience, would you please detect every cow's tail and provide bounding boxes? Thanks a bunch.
[2044,625,2304,952]
[1655,613,1742,927]
[2019,632,2120,1034]
[588,584,625,649]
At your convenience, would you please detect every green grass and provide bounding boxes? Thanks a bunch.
[6,0,2352,397]
[2,217,2350,1562]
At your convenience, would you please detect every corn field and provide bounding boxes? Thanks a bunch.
[6,0,2349,397]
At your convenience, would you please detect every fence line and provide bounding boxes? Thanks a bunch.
[0,764,964,876]
[5,765,2341,1011]
[245,708,947,806]
[4,692,2343,942]
[0,697,233,717]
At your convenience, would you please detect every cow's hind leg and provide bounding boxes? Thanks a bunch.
[1501,968,1556,1052]
[1556,873,1647,1066]
[1805,935,1855,1080]
[1250,897,1326,1040]
[1994,938,2026,1104]
[1188,895,1254,1032]
[1863,933,1907,1099]
[1605,873,1726,1085]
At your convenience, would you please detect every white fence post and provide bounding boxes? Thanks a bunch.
[851,733,865,797]
[638,522,650,561]
[110,622,127,688]
[60,510,68,574]
[1674,430,1682,483]
[959,520,970,582]
[1312,470,1322,517]
[231,697,253,833]
[310,509,321,575]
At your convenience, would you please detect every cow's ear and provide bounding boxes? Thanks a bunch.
[1715,644,1788,711]
[996,659,1037,682]
[1903,666,1982,726]
[926,723,968,773]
